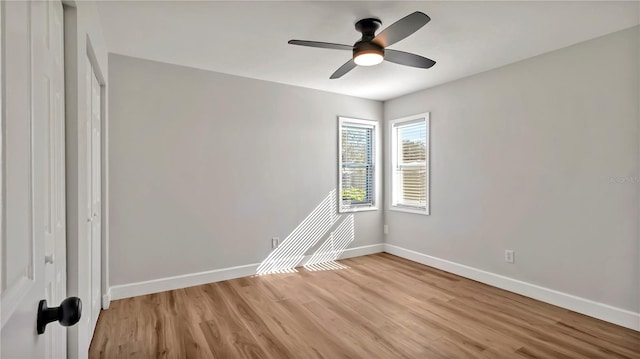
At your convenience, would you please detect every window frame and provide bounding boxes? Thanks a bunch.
[338,116,379,213]
[389,112,430,215]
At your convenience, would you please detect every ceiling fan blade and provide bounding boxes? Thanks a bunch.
[330,59,357,79]
[288,40,353,51]
[385,49,436,69]
[373,12,431,48]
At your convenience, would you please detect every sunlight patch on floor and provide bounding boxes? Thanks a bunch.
[304,261,350,272]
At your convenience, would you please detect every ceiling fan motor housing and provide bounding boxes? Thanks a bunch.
[353,40,385,59]
[354,18,384,60]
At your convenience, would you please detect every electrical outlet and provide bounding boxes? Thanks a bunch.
[383,225,389,235]
[272,237,279,248]
[505,250,515,263]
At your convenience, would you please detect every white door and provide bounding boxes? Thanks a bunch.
[1,1,67,358]
[87,60,102,335]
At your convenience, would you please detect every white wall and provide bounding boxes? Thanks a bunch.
[384,26,639,314]
[63,1,109,357]
[108,54,383,287]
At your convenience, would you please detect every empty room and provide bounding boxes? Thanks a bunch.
[1,1,639,358]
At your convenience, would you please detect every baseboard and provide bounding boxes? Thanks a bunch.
[102,290,111,309]
[384,243,640,331]
[109,243,384,301]
[110,262,260,300]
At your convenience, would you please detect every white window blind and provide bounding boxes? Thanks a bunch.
[339,118,377,212]
[391,114,429,214]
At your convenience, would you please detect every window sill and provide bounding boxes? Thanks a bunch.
[339,206,378,214]
[390,205,429,216]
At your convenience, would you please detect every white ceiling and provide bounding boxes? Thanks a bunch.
[96,1,640,101]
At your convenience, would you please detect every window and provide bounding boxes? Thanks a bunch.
[390,113,429,215]
[338,117,378,212]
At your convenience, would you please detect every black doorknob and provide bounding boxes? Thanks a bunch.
[37,297,82,335]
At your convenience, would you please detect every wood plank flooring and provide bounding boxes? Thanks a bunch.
[89,253,640,358]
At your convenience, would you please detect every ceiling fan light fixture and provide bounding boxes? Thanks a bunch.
[353,41,385,67]
[354,51,384,66]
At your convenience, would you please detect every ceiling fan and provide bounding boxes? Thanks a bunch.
[288,11,436,79]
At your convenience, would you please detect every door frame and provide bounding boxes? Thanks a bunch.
[63,2,109,356]
[86,44,106,335]
[1,0,5,337]
[86,38,109,313]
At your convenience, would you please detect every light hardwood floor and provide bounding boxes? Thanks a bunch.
[89,253,640,358]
